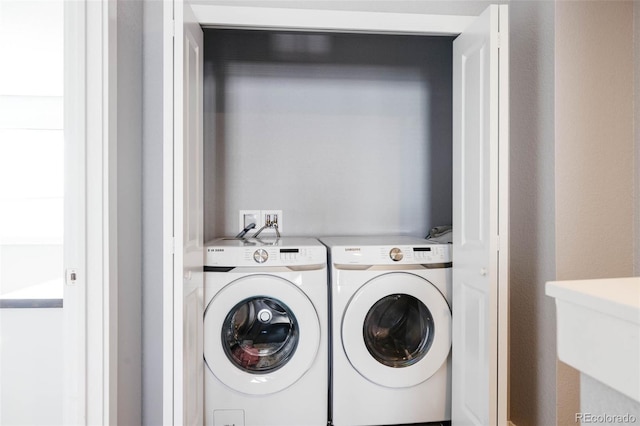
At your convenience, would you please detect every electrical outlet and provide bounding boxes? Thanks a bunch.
[261,210,283,233]
[238,210,261,232]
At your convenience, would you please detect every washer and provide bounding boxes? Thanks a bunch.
[321,236,452,426]
[203,237,328,426]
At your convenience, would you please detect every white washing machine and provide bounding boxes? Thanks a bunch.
[321,236,452,426]
[203,237,328,426]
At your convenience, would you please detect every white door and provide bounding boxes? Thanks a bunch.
[452,4,509,426]
[170,1,204,425]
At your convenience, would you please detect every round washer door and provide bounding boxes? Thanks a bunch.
[342,272,451,388]
[204,274,320,395]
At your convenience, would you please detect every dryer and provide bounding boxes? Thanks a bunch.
[321,236,452,426]
[203,237,328,426]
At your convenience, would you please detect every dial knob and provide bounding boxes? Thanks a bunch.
[253,249,268,263]
[389,247,403,261]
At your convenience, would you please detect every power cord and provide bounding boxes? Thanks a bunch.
[235,223,256,239]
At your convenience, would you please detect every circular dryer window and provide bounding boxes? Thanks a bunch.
[342,272,451,388]
[222,296,299,374]
[363,294,434,368]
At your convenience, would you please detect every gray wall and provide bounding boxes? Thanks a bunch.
[203,30,453,239]
[555,2,636,424]
[117,0,143,425]
[508,2,557,425]
[635,2,640,277]
[141,0,164,425]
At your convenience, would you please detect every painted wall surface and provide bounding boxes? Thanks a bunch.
[117,0,143,425]
[203,31,453,239]
[635,2,640,277]
[508,2,557,425]
[141,0,165,425]
[0,309,63,425]
[555,1,636,425]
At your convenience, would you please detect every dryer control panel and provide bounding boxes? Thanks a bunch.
[321,236,452,266]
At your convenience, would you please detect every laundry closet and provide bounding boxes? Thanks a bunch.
[203,29,454,239]
[167,4,509,426]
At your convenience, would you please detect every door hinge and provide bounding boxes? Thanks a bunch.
[66,268,78,285]
[170,19,175,38]
[496,33,501,49]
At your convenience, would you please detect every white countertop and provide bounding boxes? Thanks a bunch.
[546,276,640,402]
[546,276,640,324]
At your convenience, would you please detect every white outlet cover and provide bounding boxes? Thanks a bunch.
[238,210,261,232]
[261,210,283,233]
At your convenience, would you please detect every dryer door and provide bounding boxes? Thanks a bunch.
[204,274,320,395]
[342,272,451,388]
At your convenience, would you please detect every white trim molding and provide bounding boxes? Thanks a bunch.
[80,0,118,424]
[63,0,86,421]
[191,4,474,35]
[163,0,176,423]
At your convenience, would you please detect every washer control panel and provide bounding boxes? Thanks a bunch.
[251,248,306,263]
[205,237,326,267]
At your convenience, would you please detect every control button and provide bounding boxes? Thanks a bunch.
[279,252,298,262]
[389,247,403,261]
[253,249,268,263]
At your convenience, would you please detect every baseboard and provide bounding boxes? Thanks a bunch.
[509,421,517,426]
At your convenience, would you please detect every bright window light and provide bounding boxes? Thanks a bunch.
[0,0,64,300]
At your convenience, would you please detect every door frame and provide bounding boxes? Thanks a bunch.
[190,5,474,35]
[163,3,508,425]
[64,0,118,423]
